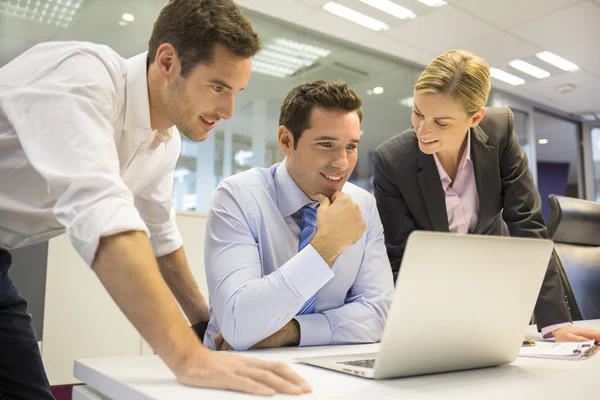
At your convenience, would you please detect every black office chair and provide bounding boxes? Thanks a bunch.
[547,195,600,321]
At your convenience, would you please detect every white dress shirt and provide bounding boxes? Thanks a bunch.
[203,162,394,351]
[0,41,182,265]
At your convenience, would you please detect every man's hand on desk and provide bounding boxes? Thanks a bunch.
[553,326,600,342]
[177,348,311,396]
[216,320,301,351]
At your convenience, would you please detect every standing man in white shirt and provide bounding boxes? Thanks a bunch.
[0,0,310,398]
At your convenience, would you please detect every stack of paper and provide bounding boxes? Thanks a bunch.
[519,339,598,360]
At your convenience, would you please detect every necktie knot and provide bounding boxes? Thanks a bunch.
[298,204,318,252]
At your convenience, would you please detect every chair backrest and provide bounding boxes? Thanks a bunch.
[548,195,600,320]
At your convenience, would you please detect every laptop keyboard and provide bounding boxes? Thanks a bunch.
[337,359,375,369]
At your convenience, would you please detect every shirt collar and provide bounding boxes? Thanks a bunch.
[124,52,153,132]
[273,160,315,218]
[433,129,472,184]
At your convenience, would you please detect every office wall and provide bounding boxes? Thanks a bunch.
[537,162,570,224]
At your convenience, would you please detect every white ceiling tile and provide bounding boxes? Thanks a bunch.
[460,32,541,67]
[236,0,314,23]
[299,10,384,46]
[368,35,436,67]
[0,14,60,43]
[454,0,584,29]
[509,2,600,50]
[51,0,160,58]
[549,35,600,76]
[292,0,327,8]
[0,35,36,67]
[567,85,600,113]
[521,70,600,113]
[386,5,497,55]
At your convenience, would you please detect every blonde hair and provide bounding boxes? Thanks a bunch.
[415,49,491,115]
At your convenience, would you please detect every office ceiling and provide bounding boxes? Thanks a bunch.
[237,0,600,117]
[0,0,596,182]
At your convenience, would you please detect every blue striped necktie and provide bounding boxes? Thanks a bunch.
[296,205,319,315]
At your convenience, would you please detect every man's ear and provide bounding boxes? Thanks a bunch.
[154,43,181,81]
[278,125,294,154]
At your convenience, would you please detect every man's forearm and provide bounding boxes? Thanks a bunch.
[157,246,209,325]
[253,320,300,349]
[92,231,206,373]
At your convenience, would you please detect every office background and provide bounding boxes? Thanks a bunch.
[1,0,600,395]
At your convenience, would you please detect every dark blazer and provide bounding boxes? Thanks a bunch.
[373,107,571,329]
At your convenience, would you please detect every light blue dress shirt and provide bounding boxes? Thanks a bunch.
[203,161,394,351]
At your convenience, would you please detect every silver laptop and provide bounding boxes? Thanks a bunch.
[296,231,553,379]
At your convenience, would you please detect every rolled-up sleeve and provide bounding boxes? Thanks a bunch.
[2,50,148,266]
[134,137,183,257]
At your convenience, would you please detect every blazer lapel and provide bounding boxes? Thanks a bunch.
[470,125,499,233]
[417,151,449,232]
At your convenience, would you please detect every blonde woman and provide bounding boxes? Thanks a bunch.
[373,49,600,342]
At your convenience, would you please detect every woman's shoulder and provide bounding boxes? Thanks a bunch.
[478,107,514,144]
[375,128,419,161]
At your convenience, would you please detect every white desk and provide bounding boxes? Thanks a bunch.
[73,320,600,400]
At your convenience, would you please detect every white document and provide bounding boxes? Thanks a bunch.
[519,340,597,360]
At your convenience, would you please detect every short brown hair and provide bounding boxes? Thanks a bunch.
[415,49,490,115]
[279,80,363,149]
[148,0,261,77]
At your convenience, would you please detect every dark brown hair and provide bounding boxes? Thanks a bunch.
[148,0,261,77]
[279,80,363,149]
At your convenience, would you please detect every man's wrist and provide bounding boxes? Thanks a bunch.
[286,319,301,347]
[310,234,341,266]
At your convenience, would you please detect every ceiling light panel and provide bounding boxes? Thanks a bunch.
[416,0,447,8]
[535,51,579,72]
[490,67,525,86]
[252,38,331,79]
[508,59,551,79]
[323,2,390,31]
[357,0,416,20]
[0,0,85,28]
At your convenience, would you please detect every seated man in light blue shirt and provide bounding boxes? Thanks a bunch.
[204,80,394,351]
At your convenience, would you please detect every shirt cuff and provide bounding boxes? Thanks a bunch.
[278,244,334,302]
[541,322,573,339]
[294,313,332,346]
[67,196,149,266]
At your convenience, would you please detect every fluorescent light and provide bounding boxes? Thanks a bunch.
[274,38,331,58]
[0,0,86,28]
[581,113,597,121]
[538,139,549,145]
[536,51,579,72]
[121,13,134,22]
[508,59,550,79]
[417,0,447,7]
[399,96,414,107]
[323,2,390,31]
[490,67,525,86]
[357,0,416,20]
[366,89,374,95]
[255,50,313,67]
[251,60,295,78]
[373,86,384,94]
[252,38,331,79]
